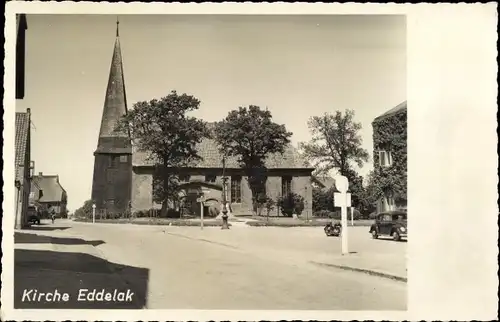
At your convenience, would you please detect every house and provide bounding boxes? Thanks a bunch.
[31,172,68,217]
[15,109,33,229]
[372,101,407,212]
[90,21,315,218]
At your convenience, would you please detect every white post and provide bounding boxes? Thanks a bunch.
[92,204,96,224]
[200,200,204,230]
[341,195,349,254]
[334,175,350,255]
[350,207,354,226]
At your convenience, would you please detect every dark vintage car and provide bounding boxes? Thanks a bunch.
[27,206,41,225]
[369,211,407,241]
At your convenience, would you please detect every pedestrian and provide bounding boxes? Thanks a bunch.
[51,210,56,224]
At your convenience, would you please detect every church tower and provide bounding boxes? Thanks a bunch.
[91,19,132,215]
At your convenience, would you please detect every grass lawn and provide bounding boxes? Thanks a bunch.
[247,216,374,227]
[73,217,231,227]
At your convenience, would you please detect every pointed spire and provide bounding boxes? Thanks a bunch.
[116,16,120,37]
[95,21,130,152]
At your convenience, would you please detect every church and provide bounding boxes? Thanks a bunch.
[91,22,315,218]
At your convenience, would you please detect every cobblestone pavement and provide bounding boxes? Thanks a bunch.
[15,219,407,310]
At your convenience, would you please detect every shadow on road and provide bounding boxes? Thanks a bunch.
[25,225,71,231]
[15,249,149,309]
[15,232,105,247]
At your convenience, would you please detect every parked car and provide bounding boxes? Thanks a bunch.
[369,210,407,241]
[27,206,41,225]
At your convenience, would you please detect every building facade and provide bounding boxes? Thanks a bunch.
[372,101,407,212]
[15,109,33,229]
[132,135,314,217]
[90,22,315,218]
[30,172,68,217]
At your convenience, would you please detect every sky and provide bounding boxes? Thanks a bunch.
[16,14,406,211]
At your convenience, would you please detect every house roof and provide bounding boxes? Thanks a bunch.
[312,176,337,189]
[132,125,312,169]
[374,101,407,122]
[15,111,30,182]
[32,175,66,203]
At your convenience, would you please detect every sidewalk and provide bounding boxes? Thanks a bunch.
[14,228,148,309]
[310,252,407,282]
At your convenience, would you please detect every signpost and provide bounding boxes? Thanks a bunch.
[92,204,96,224]
[334,175,351,255]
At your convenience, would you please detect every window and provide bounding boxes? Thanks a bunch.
[378,151,393,167]
[383,214,392,221]
[230,176,242,203]
[282,176,292,196]
[119,155,128,163]
[205,175,216,183]
[179,174,190,182]
[108,156,118,168]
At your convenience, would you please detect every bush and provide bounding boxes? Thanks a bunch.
[74,200,94,219]
[314,210,334,218]
[277,193,305,217]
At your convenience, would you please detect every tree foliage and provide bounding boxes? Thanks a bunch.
[300,110,369,209]
[213,105,292,212]
[277,192,305,217]
[371,109,407,204]
[300,110,369,176]
[116,90,211,211]
[74,200,94,219]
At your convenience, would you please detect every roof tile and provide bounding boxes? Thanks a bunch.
[15,112,30,181]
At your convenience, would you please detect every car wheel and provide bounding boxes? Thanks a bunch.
[371,230,378,239]
[393,231,401,241]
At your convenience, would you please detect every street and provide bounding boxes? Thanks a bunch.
[15,219,407,310]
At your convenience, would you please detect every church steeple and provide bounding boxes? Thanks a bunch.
[91,20,132,216]
[95,17,130,153]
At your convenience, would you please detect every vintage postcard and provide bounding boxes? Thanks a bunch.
[2,2,498,321]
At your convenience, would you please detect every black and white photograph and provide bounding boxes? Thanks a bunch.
[2,2,498,321]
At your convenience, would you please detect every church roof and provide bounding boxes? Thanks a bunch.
[15,110,30,182]
[132,137,312,169]
[95,20,130,152]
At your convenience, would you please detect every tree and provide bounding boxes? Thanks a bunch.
[74,200,94,219]
[116,90,210,214]
[300,110,369,175]
[300,110,369,208]
[213,105,292,213]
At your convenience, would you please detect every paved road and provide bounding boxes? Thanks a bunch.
[16,219,407,310]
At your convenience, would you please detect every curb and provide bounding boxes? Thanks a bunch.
[310,261,407,283]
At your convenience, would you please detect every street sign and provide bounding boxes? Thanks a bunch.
[334,192,351,207]
[334,175,349,193]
